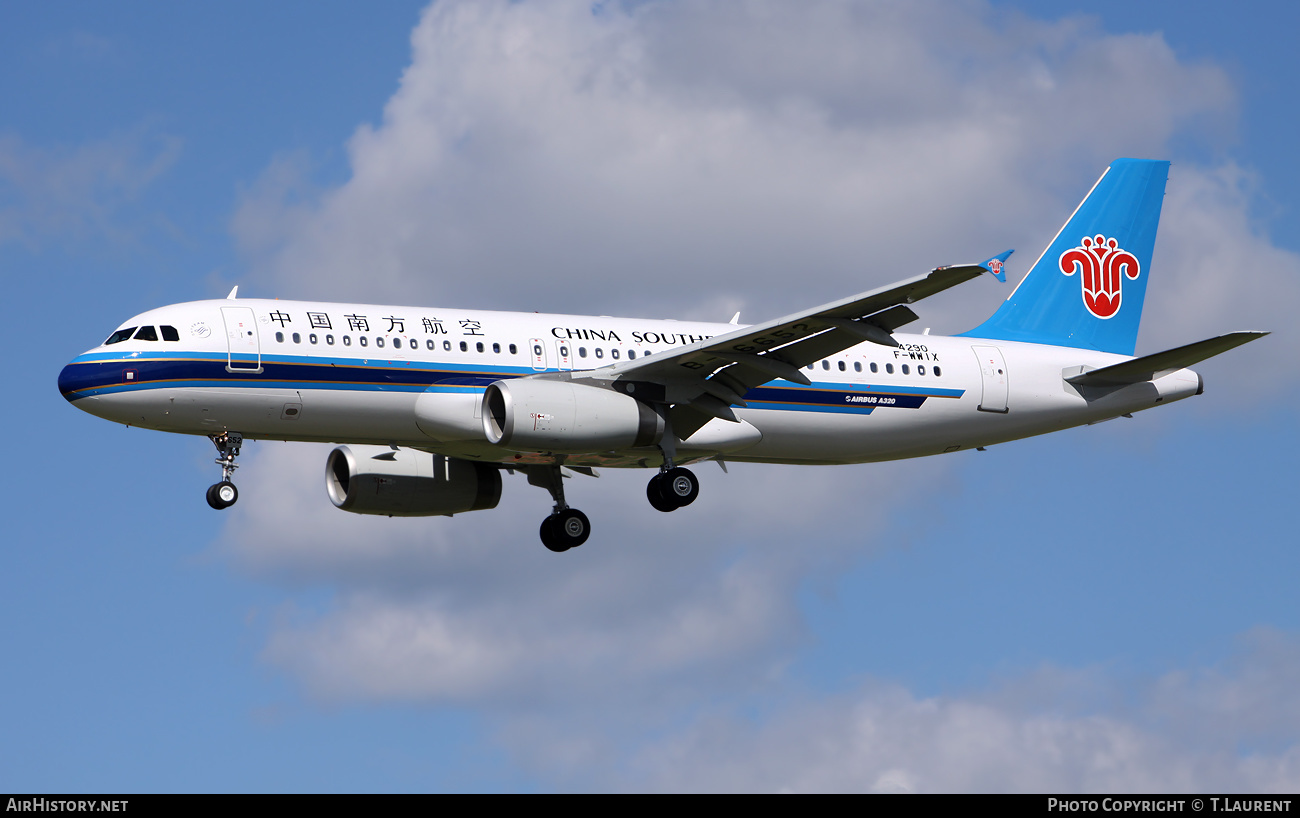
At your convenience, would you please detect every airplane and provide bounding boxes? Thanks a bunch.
[58,159,1267,552]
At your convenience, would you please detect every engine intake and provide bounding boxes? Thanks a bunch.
[482,379,663,453]
[325,445,501,517]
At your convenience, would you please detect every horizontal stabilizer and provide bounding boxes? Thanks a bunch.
[1066,331,1269,387]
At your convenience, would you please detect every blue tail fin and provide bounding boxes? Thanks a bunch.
[961,159,1169,355]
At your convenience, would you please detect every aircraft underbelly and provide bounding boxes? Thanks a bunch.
[90,386,426,442]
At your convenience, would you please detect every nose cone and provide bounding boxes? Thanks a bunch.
[58,361,78,402]
[58,356,96,404]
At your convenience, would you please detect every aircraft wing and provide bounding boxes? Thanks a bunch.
[578,256,1008,437]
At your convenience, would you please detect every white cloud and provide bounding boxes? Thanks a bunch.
[525,630,1300,792]
[1143,162,1300,390]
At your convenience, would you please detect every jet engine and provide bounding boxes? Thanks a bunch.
[482,379,664,453]
[325,445,501,517]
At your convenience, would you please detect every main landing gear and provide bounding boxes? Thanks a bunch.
[527,465,590,553]
[205,432,243,510]
[647,433,699,513]
[647,467,699,512]
[523,435,702,553]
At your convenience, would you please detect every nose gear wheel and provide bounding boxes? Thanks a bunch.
[206,480,239,510]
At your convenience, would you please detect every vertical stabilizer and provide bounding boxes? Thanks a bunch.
[961,159,1169,355]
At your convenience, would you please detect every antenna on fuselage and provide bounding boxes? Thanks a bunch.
[226,286,239,300]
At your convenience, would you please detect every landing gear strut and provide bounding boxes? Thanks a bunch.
[527,465,590,553]
[206,432,243,510]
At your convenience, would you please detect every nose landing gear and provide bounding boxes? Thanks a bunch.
[206,432,243,510]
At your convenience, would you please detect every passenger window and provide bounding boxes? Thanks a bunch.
[309,334,318,344]
[476,342,484,353]
[409,339,417,350]
[579,347,587,358]
[934,366,942,377]
[343,335,351,346]
[595,348,604,359]
[292,333,301,344]
[854,362,861,372]
[327,335,335,345]
[918,365,925,375]
[134,326,159,341]
[628,350,636,360]
[838,360,845,371]
[275,331,284,343]
[443,340,452,351]
[870,362,878,373]
[460,341,468,352]
[493,343,501,354]
[105,327,137,345]
[376,337,385,348]
[902,364,909,375]
[509,344,517,355]
[821,360,829,370]
[885,363,894,374]
[611,349,620,360]
[426,340,435,350]
[807,364,814,371]
[161,325,180,341]
[360,336,369,347]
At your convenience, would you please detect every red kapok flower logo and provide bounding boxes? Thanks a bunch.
[1059,235,1140,319]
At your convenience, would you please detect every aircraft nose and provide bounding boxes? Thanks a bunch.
[58,359,86,403]
[58,363,75,401]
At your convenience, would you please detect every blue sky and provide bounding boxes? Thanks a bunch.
[4,0,1298,792]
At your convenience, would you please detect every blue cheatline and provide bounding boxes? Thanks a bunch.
[58,353,966,415]
[962,158,1170,356]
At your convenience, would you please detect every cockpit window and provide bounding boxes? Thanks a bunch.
[134,326,159,341]
[161,325,180,341]
[105,327,137,345]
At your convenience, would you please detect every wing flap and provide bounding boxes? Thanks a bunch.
[1066,331,1269,387]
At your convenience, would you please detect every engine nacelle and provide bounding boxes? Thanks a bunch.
[325,445,501,517]
[482,379,664,453]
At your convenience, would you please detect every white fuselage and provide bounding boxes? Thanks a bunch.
[58,298,1203,468]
